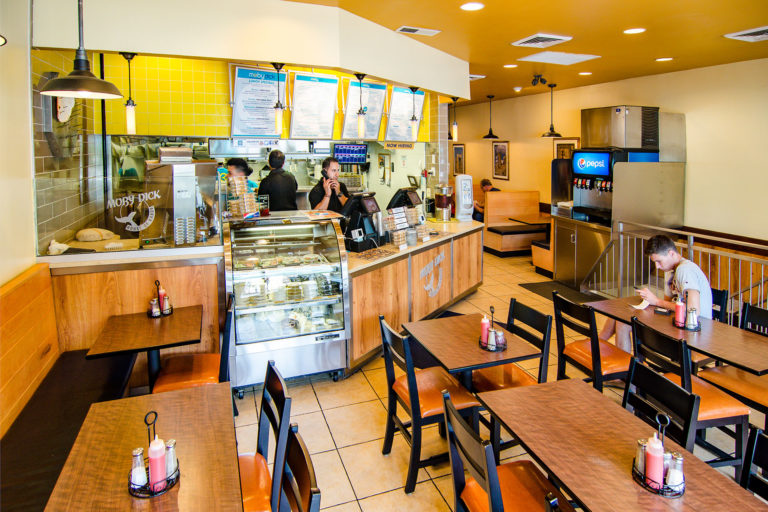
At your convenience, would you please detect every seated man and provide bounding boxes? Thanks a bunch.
[600,234,712,352]
[472,178,500,222]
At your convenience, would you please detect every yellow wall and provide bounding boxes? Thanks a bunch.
[0,0,37,285]
[455,58,768,240]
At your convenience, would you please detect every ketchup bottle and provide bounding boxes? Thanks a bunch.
[480,315,490,347]
[645,433,664,490]
[148,435,167,493]
[674,296,685,327]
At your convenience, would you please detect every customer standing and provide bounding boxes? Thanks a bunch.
[472,178,500,222]
[309,157,349,212]
[256,150,297,211]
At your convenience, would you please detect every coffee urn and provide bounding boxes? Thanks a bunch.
[434,184,453,222]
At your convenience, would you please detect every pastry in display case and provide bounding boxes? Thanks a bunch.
[225,213,349,388]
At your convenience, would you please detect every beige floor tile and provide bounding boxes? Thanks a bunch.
[418,427,451,479]
[234,390,258,428]
[294,410,336,454]
[325,400,388,448]
[362,354,385,371]
[358,480,451,512]
[448,300,483,315]
[432,475,455,511]
[235,423,259,455]
[291,380,322,415]
[312,449,358,508]
[321,501,362,512]
[313,371,378,410]
[338,436,430,498]
[363,367,389,399]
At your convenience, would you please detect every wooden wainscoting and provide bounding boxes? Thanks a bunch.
[1,263,60,437]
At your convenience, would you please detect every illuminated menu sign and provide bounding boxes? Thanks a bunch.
[572,151,611,176]
[231,67,286,137]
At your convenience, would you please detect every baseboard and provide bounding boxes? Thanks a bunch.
[483,247,532,258]
[534,267,553,279]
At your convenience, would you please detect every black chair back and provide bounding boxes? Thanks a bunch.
[711,288,728,323]
[504,298,553,383]
[379,315,421,416]
[741,427,768,500]
[552,291,601,378]
[218,293,234,382]
[741,303,768,337]
[622,358,700,451]
[259,360,292,512]
[442,391,503,512]
[281,424,321,512]
[630,317,693,391]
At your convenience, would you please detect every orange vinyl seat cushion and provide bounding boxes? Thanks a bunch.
[563,338,631,376]
[663,372,751,421]
[152,353,220,394]
[392,366,480,418]
[698,366,768,409]
[472,363,537,393]
[238,452,273,512]
[460,460,575,512]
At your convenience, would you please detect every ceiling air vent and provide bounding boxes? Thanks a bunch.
[511,33,572,48]
[469,74,486,81]
[724,26,768,42]
[396,26,441,37]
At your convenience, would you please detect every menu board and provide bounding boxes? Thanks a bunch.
[342,81,387,140]
[385,87,425,142]
[231,67,286,137]
[289,73,339,139]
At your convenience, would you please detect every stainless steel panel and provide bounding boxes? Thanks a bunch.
[554,218,576,285]
[659,112,686,162]
[575,224,611,284]
[612,163,684,227]
[581,106,659,149]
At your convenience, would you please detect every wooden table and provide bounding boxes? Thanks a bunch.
[478,379,766,511]
[86,305,204,389]
[45,383,242,511]
[402,313,540,389]
[586,297,768,376]
[508,212,552,225]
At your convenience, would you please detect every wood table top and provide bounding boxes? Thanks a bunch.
[586,297,768,376]
[86,305,203,358]
[45,383,242,511]
[478,379,766,511]
[507,213,553,225]
[402,313,540,373]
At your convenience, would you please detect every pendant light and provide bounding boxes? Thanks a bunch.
[272,62,285,135]
[40,0,122,99]
[541,83,562,138]
[120,52,137,135]
[450,97,459,141]
[482,95,498,139]
[409,86,420,140]
[355,73,366,139]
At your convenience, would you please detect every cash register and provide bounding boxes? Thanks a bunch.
[341,192,381,252]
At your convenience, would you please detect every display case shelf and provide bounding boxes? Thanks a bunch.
[234,294,343,315]
[232,263,341,280]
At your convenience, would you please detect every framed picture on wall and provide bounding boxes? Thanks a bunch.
[492,141,508,180]
[553,137,580,159]
[453,144,465,175]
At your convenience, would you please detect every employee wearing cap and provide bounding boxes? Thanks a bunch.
[256,150,298,211]
[225,157,257,192]
[309,157,349,212]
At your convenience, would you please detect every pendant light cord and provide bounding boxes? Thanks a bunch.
[74,0,89,70]
[550,86,554,126]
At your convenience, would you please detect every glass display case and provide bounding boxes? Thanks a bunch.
[226,214,349,387]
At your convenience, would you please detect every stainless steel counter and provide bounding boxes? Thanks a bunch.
[552,215,611,287]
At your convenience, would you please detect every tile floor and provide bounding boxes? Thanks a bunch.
[233,253,765,511]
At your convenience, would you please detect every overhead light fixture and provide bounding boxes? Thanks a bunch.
[656,57,673,62]
[409,86,420,140]
[120,52,137,135]
[40,0,122,99]
[578,71,592,76]
[0,34,7,46]
[518,51,601,66]
[513,86,523,93]
[355,73,366,139]
[450,97,459,141]
[272,62,285,135]
[503,64,518,69]
[542,83,561,138]
[623,28,646,34]
[531,74,547,86]
[460,2,485,11]
[482,95,498,139]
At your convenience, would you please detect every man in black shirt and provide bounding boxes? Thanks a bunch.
[256,150,298,211]
[309,157,349,212]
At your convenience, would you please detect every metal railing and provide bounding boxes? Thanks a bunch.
[582,221,768,325]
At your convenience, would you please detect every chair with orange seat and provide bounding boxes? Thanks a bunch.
[553,291,631,392]
[740,427,768,500]
[442,390,575,512]
[239,360,292,512]
[379,315,481,494]
[631,316,749,478]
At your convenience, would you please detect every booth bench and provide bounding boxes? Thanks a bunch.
[483,191,549,256]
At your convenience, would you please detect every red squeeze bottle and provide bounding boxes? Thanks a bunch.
[674,297,685,326]
[645,433,664,490]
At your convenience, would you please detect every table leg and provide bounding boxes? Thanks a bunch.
[147,349,161,392]
[459,370,473,392]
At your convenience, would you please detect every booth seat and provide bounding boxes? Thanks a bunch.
[483,190,549,256]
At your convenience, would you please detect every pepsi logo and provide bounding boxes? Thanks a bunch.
[578,158,586,169]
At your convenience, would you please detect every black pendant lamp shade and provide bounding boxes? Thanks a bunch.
[483,94,498,139]
[542,83,561,138]
[40,0,122,99]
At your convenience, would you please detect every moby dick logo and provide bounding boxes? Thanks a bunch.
[420,251,445,297]
[108,190,161,232]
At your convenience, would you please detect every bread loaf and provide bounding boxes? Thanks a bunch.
[76,228,115,242]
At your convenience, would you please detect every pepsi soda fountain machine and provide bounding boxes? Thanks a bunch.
[570,150,614,226]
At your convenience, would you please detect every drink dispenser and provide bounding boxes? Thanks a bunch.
[434,184,453,222]
[454,175,473,222]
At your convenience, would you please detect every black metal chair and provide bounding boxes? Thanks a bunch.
[553,291,631,392]
[622,357,700,451]
[692,287,729,372]
[740,427,768,500]
[280,423,321,512]
[472,298,552,460]
[698,302,768,431]
[379,315,481,494]
[631,317,749,478]
[239,360,292,512]
[441,391,574,512]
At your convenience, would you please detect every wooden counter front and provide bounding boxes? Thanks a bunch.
[410,241,452,321]
[452,230,483,297]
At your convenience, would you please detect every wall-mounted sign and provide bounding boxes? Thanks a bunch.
[383,142,414,150]
[385,87,425,142]
[231,67,286,137]
[342,81,387,140]
[290,73,339,139]
[108,190,162,232]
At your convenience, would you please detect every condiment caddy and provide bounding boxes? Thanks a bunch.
[631,413,685,498]
[128,411,180,498]
[147,280,173,318]
[672,293,700,331]
[479,306,507,352]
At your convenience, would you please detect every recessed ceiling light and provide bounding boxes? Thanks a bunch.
[460,2,484,11]
[623,28,646,34]
[656,57,673,62]
[518,51,601,66]
[513,86,523,93]
[578,72,592,76]
[503,64,518,68]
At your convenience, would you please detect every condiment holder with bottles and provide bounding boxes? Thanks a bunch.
[148,280,173,318]
[129,411,180,498]
[673,292,700,331]
[631,413,685,498]
[479,306,507,352]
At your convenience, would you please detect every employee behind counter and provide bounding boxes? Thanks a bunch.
[309,157,349,213]
[256,150,298,211]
